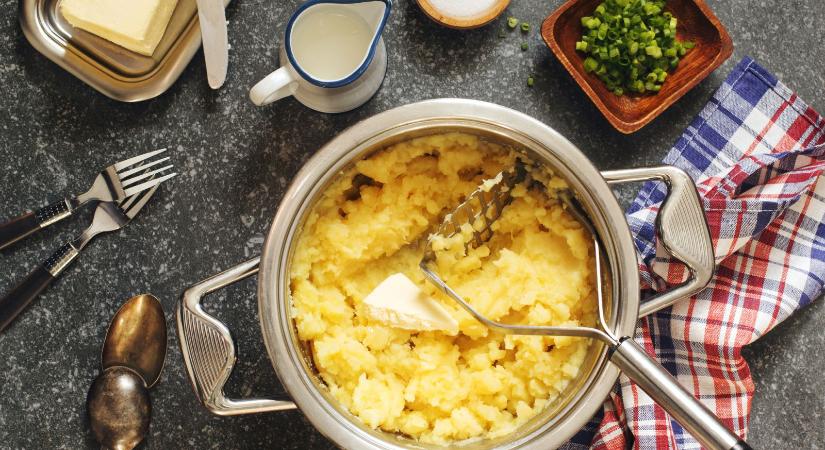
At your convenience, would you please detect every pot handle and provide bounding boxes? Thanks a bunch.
[610,337,751,450]
[176,257,297,416]
[602,166,715,317]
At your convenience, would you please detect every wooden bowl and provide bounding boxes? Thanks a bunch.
[417,0,511,29]
[541,0,732,133]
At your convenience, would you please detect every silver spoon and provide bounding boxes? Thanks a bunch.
[87,294,167,450]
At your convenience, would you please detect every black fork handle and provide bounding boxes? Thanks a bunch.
[0,200,73,251]
[0,243,79,332]
[0,266,55,332]
[0,212,40,250]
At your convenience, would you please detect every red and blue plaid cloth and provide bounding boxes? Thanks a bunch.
[564,57,825,449]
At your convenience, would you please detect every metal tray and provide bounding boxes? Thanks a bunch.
[19,0,228,102]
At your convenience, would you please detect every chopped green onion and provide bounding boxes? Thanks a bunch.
[583,57,599,72]
[507,17,519,29]
[521,42,528,51]
[586,17,602,29]
[573,0,693,96]
[527,76,535,87]
[644,45,662,58]
[643,3,660,15]
[521,22,530,32]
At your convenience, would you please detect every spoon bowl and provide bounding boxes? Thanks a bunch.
[102,294,167,387]
[87,366,151,450]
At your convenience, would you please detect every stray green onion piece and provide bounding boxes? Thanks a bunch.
[527,76,535,87]
[574,0,694,95]
[507,17,519,29]
[521,42,528,51]
[521,22,530,32]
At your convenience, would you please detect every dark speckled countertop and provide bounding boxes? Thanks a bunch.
[1,0,823,448]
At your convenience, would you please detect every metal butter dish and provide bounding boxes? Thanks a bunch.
[19,0,228,102]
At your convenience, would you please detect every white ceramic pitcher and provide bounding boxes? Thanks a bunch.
[249,0,391,113]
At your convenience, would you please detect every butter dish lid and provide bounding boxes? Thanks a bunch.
[20,0,229,102]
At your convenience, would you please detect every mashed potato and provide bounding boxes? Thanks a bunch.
[290,133,597,444]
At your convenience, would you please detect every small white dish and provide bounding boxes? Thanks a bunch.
[416,0,510,29]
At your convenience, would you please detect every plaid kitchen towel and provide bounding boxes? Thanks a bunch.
[564,57,825,449]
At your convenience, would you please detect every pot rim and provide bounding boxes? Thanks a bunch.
[259,99,640,449]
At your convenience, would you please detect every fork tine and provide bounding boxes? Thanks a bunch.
[118,182,154,210]
[123,172,177,197]
[121,165,175,188]
[123,185,159,220]
[118,187,144,211]
[118,156,171,178]
[113,148,167,171]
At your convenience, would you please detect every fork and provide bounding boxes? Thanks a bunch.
[0,148,176,250]
[0,186,159,332]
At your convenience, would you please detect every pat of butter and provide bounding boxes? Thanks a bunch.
[60,0,180,56]
[363,273,459,334]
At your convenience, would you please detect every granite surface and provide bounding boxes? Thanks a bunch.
[1,0,823,448]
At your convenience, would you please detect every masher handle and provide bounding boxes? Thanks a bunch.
[610,337,751,450]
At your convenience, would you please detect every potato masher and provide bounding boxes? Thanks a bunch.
[419,161,751,450]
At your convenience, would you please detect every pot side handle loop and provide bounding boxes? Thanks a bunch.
[176,257,297,416]
[602,166,715,317]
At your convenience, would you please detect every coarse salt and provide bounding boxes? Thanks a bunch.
[427,0,499,19]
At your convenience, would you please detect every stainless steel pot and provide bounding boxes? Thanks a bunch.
[176,99,739,449]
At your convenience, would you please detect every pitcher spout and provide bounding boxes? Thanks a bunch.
[347,0,392,39]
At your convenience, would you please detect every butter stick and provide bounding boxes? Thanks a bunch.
[60,0,180,56]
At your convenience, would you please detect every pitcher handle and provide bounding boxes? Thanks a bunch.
[249,67,299,106]
[602,166,715,317]
[176,257,297,415]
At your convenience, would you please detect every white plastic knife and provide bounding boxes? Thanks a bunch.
[195,0,228,89]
